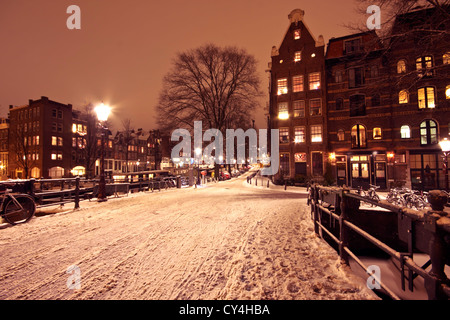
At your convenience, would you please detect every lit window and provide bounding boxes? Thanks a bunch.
[397,60,406,74]
[294,127,305,143]
[277,78,288,95]
[52,136,57,146]
[399,90,409,104]
[292,75,304,92]
[72,124,77,133]
[337,129,345,141]
[309,72,321,90]
[373,127,382,140]
[444,52,450,65]
[311,125,322,143]
[310,99,322,116]
[446,85,450,99]
[294,29,301,40]
[58,137,63,146]
[279,128,289,144]
[401,125,411,139]
[416,56,433,71]
[278,102,289,120]
[418,87,435,109]
[294,51,302,62]
[51,153,57,160]
[57,152,63,160]
[293,100,305,117]
[420,120,438,145]
[351,124,367,148]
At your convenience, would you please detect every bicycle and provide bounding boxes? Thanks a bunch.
[359,184,381,207]
[0,185,36,226]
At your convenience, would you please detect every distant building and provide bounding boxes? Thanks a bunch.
[0,118,9,179]
[268,9,328,182]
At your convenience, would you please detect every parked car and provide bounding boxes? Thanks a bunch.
[221,171,231,180]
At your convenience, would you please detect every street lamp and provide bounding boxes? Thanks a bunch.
[195,148,202,186]
[439,138,450,190]
[94,103,111,202]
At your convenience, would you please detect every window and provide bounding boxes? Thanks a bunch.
[294,29,301,40]
[277,78,288,95]
[312,152,324,176]
[420,120,438,145]
[294,127,305,143]
[278,102,289,120]
[292,75,304,92]
[351,124,367,148]
[58,110,63,119]
[309,73,321,90]
[294,51,302,62]
[418,87,435,109]
[280,153,290,177]
[373,127,382,140]
[371,94,380,107]
[348,67,364,88]
[336,98,344,110]
[57,123,63,132]
[310,99,322,116]
[369,65,379,78]
[52,136,57,146]
[311,125,322,143]
[279,128,289,144]
[416,56,433,70]
[293,100,305,117]
[344,38,361,54]
[52,109,57,118]
[397,60,407,74]
[446,85,450,99]
[349,94,366,117]
[401,125,411,139]
[444,52,450,65]
[399,90,409,104]
[337,129,345,141]
[335,70,343,83]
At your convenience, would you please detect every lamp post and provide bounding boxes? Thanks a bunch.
[439,138,450,191]
[195,148,202,186]
[94,103,111,202]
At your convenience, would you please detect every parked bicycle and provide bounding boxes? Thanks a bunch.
[0,184,36,225]
[387,187,429,210]
[357,184,381,207]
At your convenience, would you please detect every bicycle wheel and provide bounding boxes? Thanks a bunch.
[3,195,36,225]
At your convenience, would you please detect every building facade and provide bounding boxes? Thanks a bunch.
[268,9,328,182]
[270,7,449,190]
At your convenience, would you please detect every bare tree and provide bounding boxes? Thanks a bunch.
[9,127,38,179]
[156,43,262,134]
[114,118,136,174]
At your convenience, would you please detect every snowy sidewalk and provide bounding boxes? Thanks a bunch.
[0,175,377,300]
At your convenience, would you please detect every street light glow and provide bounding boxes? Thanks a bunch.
[440,138,450,153]
[94,103,111,122]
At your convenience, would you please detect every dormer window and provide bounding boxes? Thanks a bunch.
[294,51,302,62]
[344,38,361,54]
[294,29,301,40]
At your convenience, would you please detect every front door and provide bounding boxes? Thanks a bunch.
[374,162,387,189]
[351,155,370,189]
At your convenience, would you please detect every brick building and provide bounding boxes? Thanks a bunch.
[268,9,328,182]
[325,6,450,190]
[270,6,449,190]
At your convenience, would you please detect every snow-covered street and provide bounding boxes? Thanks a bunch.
[0,173,377,300]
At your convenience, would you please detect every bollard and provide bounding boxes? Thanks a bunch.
[74,177,80,209]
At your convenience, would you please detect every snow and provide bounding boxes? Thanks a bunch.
[0,171,378,300]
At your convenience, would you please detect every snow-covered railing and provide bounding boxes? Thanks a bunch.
[308,185,450,300]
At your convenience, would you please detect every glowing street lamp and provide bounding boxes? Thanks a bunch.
[439,138,450,190]
[94,102,111,202]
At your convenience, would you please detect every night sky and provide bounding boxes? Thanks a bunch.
[0,0,365,131]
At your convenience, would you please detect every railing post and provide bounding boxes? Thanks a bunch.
[313,185,319,235]
[74,177,80,209]
[424,190,449,300]
[339,188,350,265]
